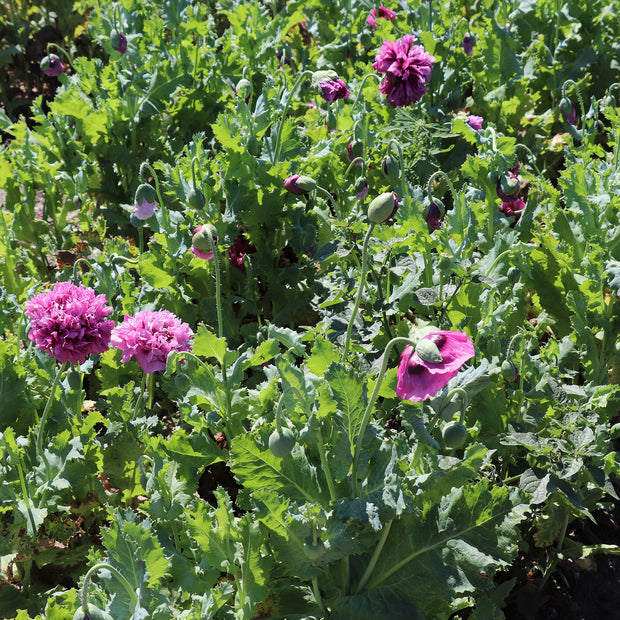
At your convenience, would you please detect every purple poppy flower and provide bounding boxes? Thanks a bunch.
[467,115,483,130]
[190,225,218,260]
[499,198,526,222]
[366,6,397,29]
[284,174,316,195]
[41,54,65,77]
[396,331,475,402]
[111,29,127,54]
[228,235,256,273]
[25,282,114,365]
[372,34,435,107]
[318,79,351,102]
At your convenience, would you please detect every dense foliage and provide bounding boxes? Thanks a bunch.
[0,0,619,617]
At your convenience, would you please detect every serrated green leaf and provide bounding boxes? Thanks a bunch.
[193,324,227,364]
[306,337,339,376]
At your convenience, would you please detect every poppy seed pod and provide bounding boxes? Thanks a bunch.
[188,187,206,210]
[192,224,218,252]
[415,338,443,363]
[368,192,399,224]
[382,154,400,183]
[110,29,127,54]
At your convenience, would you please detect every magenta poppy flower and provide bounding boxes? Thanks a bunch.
[41,54,65,77]
[318,79,351,102]
[25,282,114,365]
[366,6,397,29]
[372,35,435,107]
[467,115,483,130]
[499,198,526,222]
[396,331,475,402]
[111,310,194,373]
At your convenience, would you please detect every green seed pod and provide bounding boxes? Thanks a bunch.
[247,134,259,156]
[188,187,206,210]
[501,360,518,382]
[367,192,398,224]
[268,428,296,458]
[303,537,326,561]
[442,422,468,449]
[192,224,218,252]
[415,338,443,363]
[487,170,500,185]
[487,337,501,357]
[382,154,400,184]
[72,605,114,620]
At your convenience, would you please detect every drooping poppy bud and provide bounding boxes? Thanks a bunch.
[284,174,316,195]
[41,54,65,77]
[188,187,206,210]
[110,29,127,54]
[236,77,252,104]
[496,172,520,202]
[191,224,218,259]
[423,197,445,232]
[326,109,337,131]
[354,177,368,200]
[462,33,475,56]
[382,154,400,184]
[347,140,364,165]
[558,97,577,125]
[368,192,399,224]
[133,183,157,219]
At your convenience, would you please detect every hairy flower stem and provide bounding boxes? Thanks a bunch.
[15,457,38,546]
[46,42,76,72]
[439,387,469,424]
[317,427,337,502]
[387,139,406,201]
[133,372,147,417]
[36,361,69,479]
[355,519,393,593]
[341,222,376,361]
[272,70,313,164]
[80,562,138,613]
[350,337,414,494]
[350,73,382,113]
[316,185,341,220]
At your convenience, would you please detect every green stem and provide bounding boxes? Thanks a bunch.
[317,427,337,502]
[133,372,147,417]
[426,170,457,205]
[80,562,138,612]
[316,185,341,220]
[15,458,38,539]
[356,519,393,593]
[272,70,313,164]
[36,362,69,479]
[341,223,376,361]
[561,79,586,121]
[46,42,76,72]
[351,73,382,114]
[350,337,415,493]
[344,156,364,178]
[147,371,154,409]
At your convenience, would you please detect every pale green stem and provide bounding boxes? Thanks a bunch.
[15,458,38,540]
[351,73,382,113]
[426,170,457,204]
[46,42,76,72]
[341,223,376,361]
[317,427,337,502]
[344,157,364,177]
[350,337,415,493]
[80,562,138,613]
[439,387,469,424]
[316,185,341,220]
[133,372,147,417]
[387,139,406,201]
[36,361,69,479]
[147,371,155,409]
[355,519,393,593]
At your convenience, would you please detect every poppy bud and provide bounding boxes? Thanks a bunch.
[41,54,65,77]
[188,187,206,210]
[368,192,399,224]
[236,77,252,104]
[133,183,157,219]
[497,173,520,201]
[382,154,400,184]
[462,33,475,56]
[558,97,577,125]
[192,223,218,252]
[110,29,127,54]
[268,428,296,458]
[354,177,368,200]
[326,109,337,131]
[284,174,316,195]
[347,140,363,164]
[501,360,518,382]
[507,267,521,283]
[423,197,445,232]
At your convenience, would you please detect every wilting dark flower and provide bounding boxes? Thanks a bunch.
[366,6,397,29]
[396,331,475,401]
[372,34,435,107]
[499,198,526,222]
[228,235,257,272]
[423,198,445,231]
